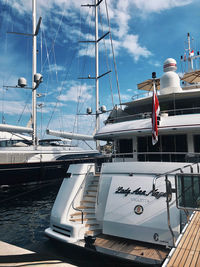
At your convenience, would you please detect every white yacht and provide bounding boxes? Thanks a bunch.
[45,24,200,266]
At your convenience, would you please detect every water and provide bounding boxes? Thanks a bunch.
[0,181,61,248]
[0,181,134,267]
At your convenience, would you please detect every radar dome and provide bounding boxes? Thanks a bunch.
[163,58,177,72]
[18,77,27,88]
[160,58,182,95]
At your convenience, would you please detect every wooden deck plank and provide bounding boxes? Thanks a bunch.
[190,227,200,252]
[175,248,190,267]
[184,250,196,266]
[178,215,197,249]
[190,251,200,267]
[167,212,200,267]
[94,234,169,263]
[195,253,200,266]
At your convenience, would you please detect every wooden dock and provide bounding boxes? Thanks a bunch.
[163,212,200,266]
[0,241,77,267]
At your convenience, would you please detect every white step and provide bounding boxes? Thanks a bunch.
[69,218,97,224]
[84,193,97,198]
[83,195,96,202]
[89,180,99,185]
[75,206,95,213]
[80,200,95,208]
[86,189,98,195]
[85,223,100,231]
[70,212,95,219]
[85,229,102,236]
[87,185,98,191]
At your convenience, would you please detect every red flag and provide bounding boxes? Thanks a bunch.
[190,50,194,57]
[152,81,160,145]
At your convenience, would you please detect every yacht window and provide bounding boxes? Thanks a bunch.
[137,134,187,162]
[121,94,200,123]
[193,135,200,153]
[0,141,6,147]
[119,139,133,155]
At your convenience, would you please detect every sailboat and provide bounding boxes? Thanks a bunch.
[45,1,200,265]
[0,0,100,186]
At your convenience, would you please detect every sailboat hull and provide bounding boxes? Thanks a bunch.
[0,160,69,186]
[0,152,103,186]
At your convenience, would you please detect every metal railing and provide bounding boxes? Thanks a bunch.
[152,162,200,247]
[71,165,94,224]
[112,152,200,163]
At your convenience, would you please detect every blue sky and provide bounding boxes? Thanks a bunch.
[0,0,200,140]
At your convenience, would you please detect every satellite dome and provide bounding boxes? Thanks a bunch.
[160,58,182,95]
[163,58,177,72]
[18,77,27,87]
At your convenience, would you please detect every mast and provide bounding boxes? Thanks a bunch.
[80,0,110,150]
[95,0,100,149]
[187,33,193,71]
[32,0,37,146]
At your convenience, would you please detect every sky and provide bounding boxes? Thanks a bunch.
[0,0,200,144]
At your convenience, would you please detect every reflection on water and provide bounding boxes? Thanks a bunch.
[0,181,62,248]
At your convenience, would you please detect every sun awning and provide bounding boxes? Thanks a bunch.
[137,78,160,91]
[181,70,200,83]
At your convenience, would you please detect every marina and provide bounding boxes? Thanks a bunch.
[0,240,76,267]
[1,0,200,266]
[45,1,200,265]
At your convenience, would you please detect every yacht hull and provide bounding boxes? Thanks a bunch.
[0,153,103,186]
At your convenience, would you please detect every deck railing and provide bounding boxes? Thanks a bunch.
[152,162,200,247]
[106,106,200,123]
[71,165,94,224]
[112,151,200,163]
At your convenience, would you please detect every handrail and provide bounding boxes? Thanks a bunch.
[71,164,93,224]
[165,175,176,247]
[113,151,200,157]
[152,162,199,191]
[112,151,200,164]
[113,151,199,157]
[158,162,199,247]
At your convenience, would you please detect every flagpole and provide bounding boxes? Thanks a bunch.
[152,72,160,146]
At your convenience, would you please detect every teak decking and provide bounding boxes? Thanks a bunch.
[94,234,169,265]
[166,212,200,266]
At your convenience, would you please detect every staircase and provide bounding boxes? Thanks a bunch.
[69,174,101,237]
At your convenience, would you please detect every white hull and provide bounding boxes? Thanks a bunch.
[45,161,197,263]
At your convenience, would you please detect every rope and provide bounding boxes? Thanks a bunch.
[99,4,114,108]
[45,48,77,130]
[105,0,121,105]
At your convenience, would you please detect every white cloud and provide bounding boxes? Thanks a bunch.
[130,0,192,13]
[114,93,132,102]
[58,83,93,103]
[148,60,162,68]
[47,64,66,73]
[122,34,152,61]
[2,0,193,63]
[0,100,31,115]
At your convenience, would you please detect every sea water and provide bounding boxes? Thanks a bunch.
[0,181,132,267]
[0,181,61,248]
